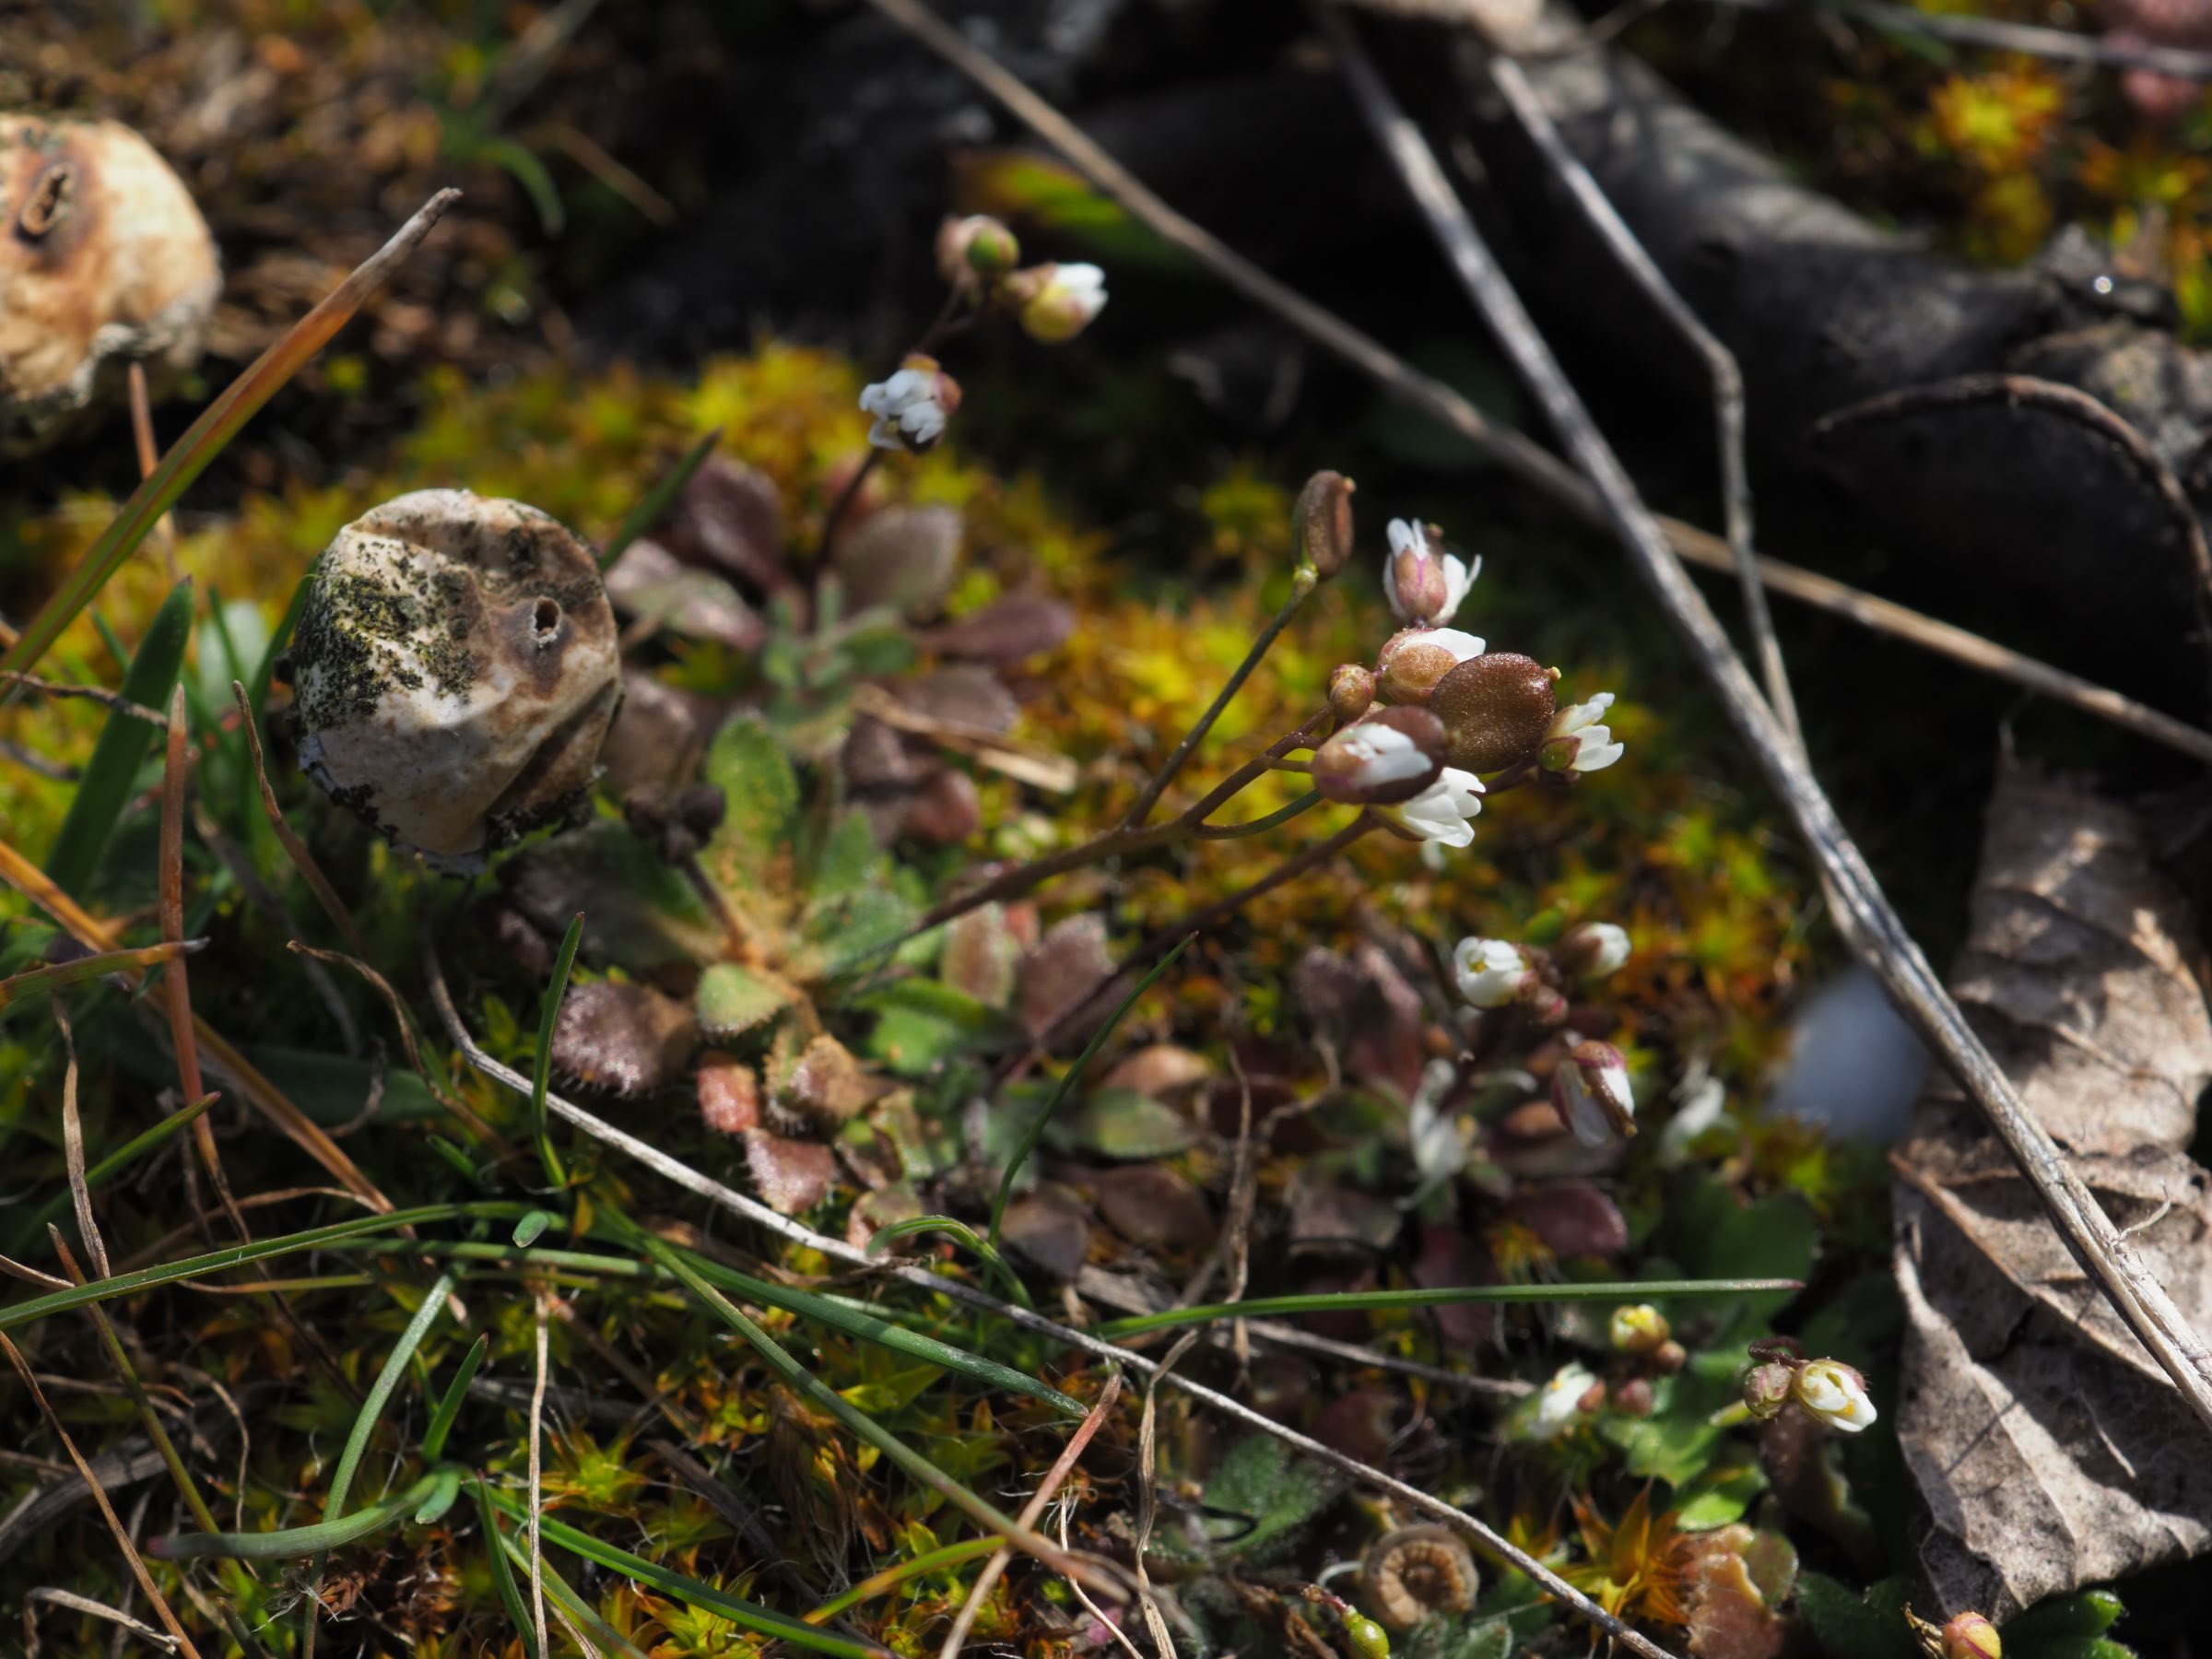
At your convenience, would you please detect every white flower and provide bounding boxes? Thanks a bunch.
[1376,766,1484,848]
[1552,1040,1635,1147]
[1018,262,1108,343]
[1568,921,1631,979]
[1453,937,1526,1009]
[1533,1361,1600,1436]
[1793,1359,1878,1433]
[1542,691,1624,775]
[859,356,960,452]
[1383,519,1477,626]
[1311,708,1445,805]
[1407,1057,1465,1194]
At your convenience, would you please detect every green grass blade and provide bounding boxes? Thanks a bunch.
[324,1272,456,1520]
[598,427,722,571]
[422,1332,490,1463]
[43,579,194,894]
[413,1466,464,1525]
[990,934,1192,1252]
[247,565,314,718]
[474,1477,542,1659]
[485,1504,656,1659]
[631,1229,1101,1592]
[1092,1277,1809,1340]
[0,1089,220,1257]
[675,1250,1081,1418]
[304,1236,1084,1415]
[0,192,460,686]
[486,1490,892,1659]
[804,1535,1002,1623]
[147,1481,428,1559]
[0,938,206,1011]
[865,1214,1031,1309]
[0,1202,526,1332]
[531,914,584,1191]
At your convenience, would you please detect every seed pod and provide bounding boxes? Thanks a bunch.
[0,115,219,457]
[1428,652,1555,772]
[1296,469,1356,580]
[291,489,622,867]
[1360,1525,1479,1632]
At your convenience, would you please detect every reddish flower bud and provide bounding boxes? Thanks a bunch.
[1328,663,1376,723]
[1376,627,1486,706]
[1298,469,1357,580]
[1311,707,1445,806]
[1942,1614,2002,1659]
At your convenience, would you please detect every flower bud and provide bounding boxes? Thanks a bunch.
[859,355,961,453]
[1742,1360,1795,1420]
[1376,628,1486,706]
[1542,691,1625,776]
[1612,1376,1654,1417]
[1551,1040,1634,1147]
[1428,653,1556,773]
[1452,937,1527,1010]
[1382,519,1476,626]
[1609,1303,1670,1356]
[1793,1358,1878,1433]
[1009,262,1108,343]
[1651,1339,1688,1375]
[1557,921,1630,980]
[1942,1615,2001,1659]
[936,213,1019,285]
[1297,469,1357,580]
[1311,708,1445,806]
[1329,663,1376,723]
[1533,1361,1599,1437]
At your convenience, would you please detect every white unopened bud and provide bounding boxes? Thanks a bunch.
[1551,1040,1634,1147]
[1010,262,1108,343]
[1376,627,1486,706]
[1793,1359,1878,1433]
[1311,707,1446,806]
[1383,518,1476,626]
[1557,921,1631,980]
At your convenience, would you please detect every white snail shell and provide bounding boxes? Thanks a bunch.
[291,489,622,868]
[0,115,219,457]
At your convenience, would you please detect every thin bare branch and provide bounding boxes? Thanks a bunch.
[528,1288,551,1659]
[1317,6,2212,1436]
[55,1002,107,1277]
[1482,52,1799,747]
[0,673,168,726]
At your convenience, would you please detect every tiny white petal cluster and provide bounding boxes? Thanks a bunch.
[1533,1361,1600,1436]
[1578,922,1631,978]
[1793,1359,1879,1433]
[859,361,955,452]
[1384,519,1477,626]
[1453,937,1525,1009]
[1378,766,1484,849]
[1544,691,1624,774]
[1331,721,1435,789]
[1020,263,1109,343]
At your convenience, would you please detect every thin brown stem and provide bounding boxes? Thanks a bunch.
[231,681,372,959]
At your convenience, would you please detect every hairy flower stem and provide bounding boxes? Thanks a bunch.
[1120,567,1319,829]
[914,711,1332,932]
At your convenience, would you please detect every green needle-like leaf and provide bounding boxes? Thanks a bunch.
[42,579,194,895]
[598,427,723,571]
[1093,1277,1807,1340]
[531,915,584,1191]
[148,1480,429,1559]
[422,1332,490,1464]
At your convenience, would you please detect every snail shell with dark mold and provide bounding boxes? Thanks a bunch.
[290,489,622,869]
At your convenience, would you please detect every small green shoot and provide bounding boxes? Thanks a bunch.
[598,426,723,571]
[421,1332,490,1464]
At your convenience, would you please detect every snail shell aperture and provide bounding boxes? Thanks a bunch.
[291,488,622,868]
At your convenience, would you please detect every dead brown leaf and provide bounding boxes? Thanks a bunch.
[1893,760,2212,1618]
